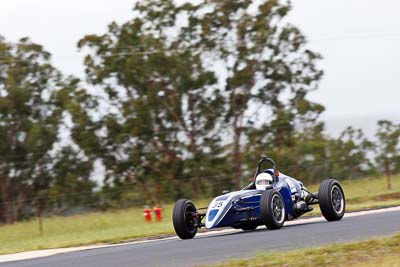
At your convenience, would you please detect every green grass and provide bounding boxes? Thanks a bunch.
[0,199,210,255]
[0,175,399,255]
[205,233,400,267]
[0,206,170,254]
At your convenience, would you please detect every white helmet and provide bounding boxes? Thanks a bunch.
[255,172,273,190]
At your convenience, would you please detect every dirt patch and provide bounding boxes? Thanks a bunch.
[348,192,400,204]
[372,192,400,201]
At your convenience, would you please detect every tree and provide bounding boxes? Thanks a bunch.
[375,120,400,189]
[132,0,323,188]
[0,36,97,223]
[34,147,96,216]
[0,36,63,223]
[325,127,374,180]
[78,14,228,203]
[244,87,326,183]
[78,0,323,192]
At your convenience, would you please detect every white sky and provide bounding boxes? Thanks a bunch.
[1,0,400,136]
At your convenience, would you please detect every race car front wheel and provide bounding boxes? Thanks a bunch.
[173,199,198,239]
[260,189,285,230]
[318,179,345,221]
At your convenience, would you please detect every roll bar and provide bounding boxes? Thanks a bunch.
[253,157,278,183]
[242,157,279,190]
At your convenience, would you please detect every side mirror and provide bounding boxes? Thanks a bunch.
[222,190,230,194]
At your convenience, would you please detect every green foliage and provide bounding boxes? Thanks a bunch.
[374,120,400,189]
[77,0,237,203]
[0,36,62,223]
[36,147,97,214]
[77,0,325,202]
[0,36,96,223]
[324,127,375,179]
[375,120,400,174]
[173,0,323,189]
[75,0,400,204]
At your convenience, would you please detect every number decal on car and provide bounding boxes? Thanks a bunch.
[211,201,224,209]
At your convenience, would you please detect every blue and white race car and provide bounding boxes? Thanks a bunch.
[173,157,345,239]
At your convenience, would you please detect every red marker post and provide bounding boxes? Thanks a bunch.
[144,207,152,222]
[154,207,163,222]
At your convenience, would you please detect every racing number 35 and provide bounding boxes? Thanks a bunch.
[211,201,224,209]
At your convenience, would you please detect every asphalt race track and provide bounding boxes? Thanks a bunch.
[2,209,400,267]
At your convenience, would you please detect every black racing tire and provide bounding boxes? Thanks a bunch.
[240,225,258,231]
[318,179,345,221]
[173,199,198,239]
[260,189,285,230]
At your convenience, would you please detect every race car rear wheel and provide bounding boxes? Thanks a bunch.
[173,199,198,239]
[318,179,345,221]
[260,189,285,230]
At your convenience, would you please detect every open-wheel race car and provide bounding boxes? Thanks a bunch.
[173,157,345,239]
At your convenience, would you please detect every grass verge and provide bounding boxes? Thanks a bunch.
[0,175,399,255]
[205,233,400,267]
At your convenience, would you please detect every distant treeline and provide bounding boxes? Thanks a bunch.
[0,0,399,224]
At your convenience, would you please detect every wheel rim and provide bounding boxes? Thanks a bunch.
[331,185,344,214]
[271,194,285,224]
[184,204,196,232]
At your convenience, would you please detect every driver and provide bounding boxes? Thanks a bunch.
[255,172,273,190]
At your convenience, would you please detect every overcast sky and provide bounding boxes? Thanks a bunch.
[1,0,399,136]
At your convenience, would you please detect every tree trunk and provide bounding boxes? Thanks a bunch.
[190,134,201,194]
[386,175,392,190]
[233,115,242,190]
[0,184,12,224]
[137,178,158,206]
[0,177,9,224]
[0,200,6,224]
[187,93,201,193]
[36,199,44,235]
[383,157,392,190]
